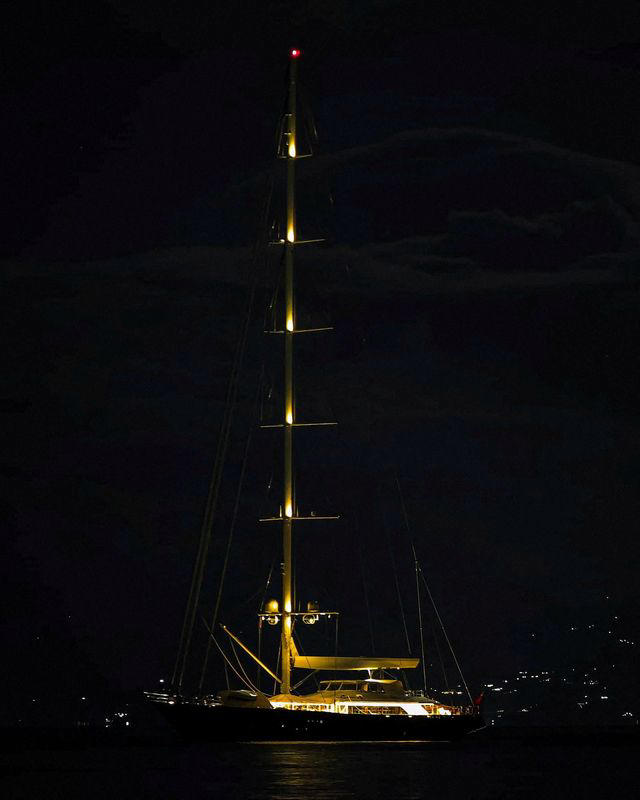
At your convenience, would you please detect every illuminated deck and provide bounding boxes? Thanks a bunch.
[270,679,473,717]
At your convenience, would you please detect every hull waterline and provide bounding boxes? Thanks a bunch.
[150,699,483,742]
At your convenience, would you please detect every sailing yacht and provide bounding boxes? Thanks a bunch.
[145,48,483,741]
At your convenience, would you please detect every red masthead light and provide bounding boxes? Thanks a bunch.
[290,48,301,58]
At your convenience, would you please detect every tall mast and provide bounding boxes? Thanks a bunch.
[281,47,300,695]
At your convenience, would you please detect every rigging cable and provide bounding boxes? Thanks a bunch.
[396,474,449,687]
[273,643,281,696]
[412,541,428,694]
[207,632,258,694]
[223,655,230,690]
[417,564,473,703]
[292,670,319,692]
[258,558,276,613]
[292,631,320,693]
[198,367,265,692]
[256,558,275,691]
[393,476,413,653]
[387,525,412,655]
[172,291,252,691]
[430,596,450,690]
[257,617,263,692]
[201,616,259,693]
[229,637,260,694]
[171,170,275,692]
[397,475,470,699]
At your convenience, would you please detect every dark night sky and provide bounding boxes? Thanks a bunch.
[3,1,640,723]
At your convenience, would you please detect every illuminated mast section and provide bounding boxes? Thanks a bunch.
[281,47,300,695]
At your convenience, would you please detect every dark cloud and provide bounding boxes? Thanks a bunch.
[439,195,636,271]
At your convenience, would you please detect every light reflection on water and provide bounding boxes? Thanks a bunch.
[3,737,635,799]
[244,745,354,800]
[183,739,631,800]
[195,741,457,800]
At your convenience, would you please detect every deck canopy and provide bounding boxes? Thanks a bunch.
[293,655,419,671]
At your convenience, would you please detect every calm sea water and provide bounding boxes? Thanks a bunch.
[2,734,637,799]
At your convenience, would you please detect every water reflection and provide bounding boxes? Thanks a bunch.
[181,736,636,800]
[3,737,633,799]
[188,741,464,800]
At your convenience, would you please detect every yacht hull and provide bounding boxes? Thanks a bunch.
[150,699,483,742]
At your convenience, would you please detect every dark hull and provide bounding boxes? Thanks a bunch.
[150,700,483,742]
